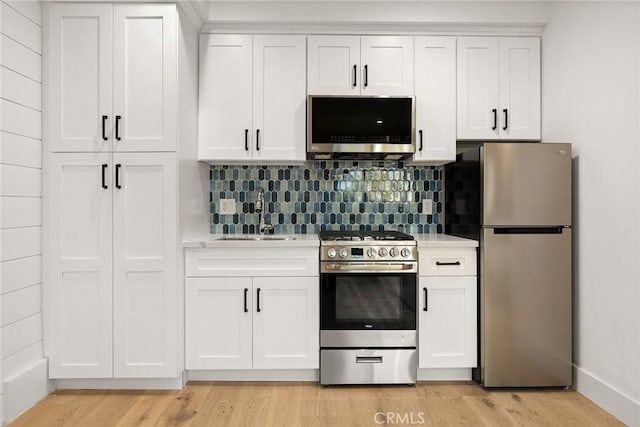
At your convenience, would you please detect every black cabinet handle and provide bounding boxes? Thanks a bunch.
[364,65,368,87]
[492,108,497,130]
[256,288,261,312]
[353,64,357,87]
[115,115,122,141]
[435,261,461,266]
[244,288,248,313]
[502,109,508,131]
[115,163,122,189]
[423,287,428,311]
[244,129,249,151]
[256,129,260,151]
[101,164,108,189]
[101,115,108,141]
[419,129,423,152]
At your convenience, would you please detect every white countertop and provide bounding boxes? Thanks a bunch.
[183,234,320,248]
[414,234,479,248]
[184,233,476,248]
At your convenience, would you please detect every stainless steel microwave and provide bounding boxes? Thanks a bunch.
[307,95,416,160]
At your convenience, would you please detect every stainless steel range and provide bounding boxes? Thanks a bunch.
[318,230,418,385]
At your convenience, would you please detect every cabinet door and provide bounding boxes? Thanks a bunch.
[112,153,177,377]
[186,278,253,370]
[418,276,477,368]
[414,37,456,163]
[361,36,414,95]
[499,37,540,140]
[47,4,113,152]
[253,36,307,161]
[47,153,113,378]
[198,35,253,161]
[252,277,319,369]
[113,5,176,152]
[307,36,360,95]
[457,37,500,140]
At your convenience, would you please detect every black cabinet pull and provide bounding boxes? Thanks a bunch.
[364,64,368,87]
[115,115,122,141]
[256,129,260,151]
[256,288,261,312]
[353,64,357,87]
[502,109,508,131]
[423,287,428,311]
[419,129,423,152]
[435,261,461,266]
[101,115,108,141]
[101,164,108,189]
[244,288,248,313]
[491,108,497,130]
[115,163,122,189]
[244,129,249,151]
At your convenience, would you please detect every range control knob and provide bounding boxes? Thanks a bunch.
[339,248,349,258]
[367,247,377,258]
[378,248,388,257]
[327,248,337,258]
[401,248,411,258]
[389,248,399,257]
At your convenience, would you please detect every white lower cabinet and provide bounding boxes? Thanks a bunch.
[185,247,319,371]
[418,247,477,369]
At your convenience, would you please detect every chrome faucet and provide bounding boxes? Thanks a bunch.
[255,188,273,235]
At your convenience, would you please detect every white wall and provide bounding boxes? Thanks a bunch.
[542,2,640,426]
[0,0,48,423]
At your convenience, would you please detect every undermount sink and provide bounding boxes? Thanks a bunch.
[217,235,296,241]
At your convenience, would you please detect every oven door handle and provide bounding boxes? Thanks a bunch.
[322,263,416,272]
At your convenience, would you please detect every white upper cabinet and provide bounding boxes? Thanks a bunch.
[307,36,414,95]
[457,37,540,141]
[413,37,456,164]
[198,35,306,162]
[47,4,176,152]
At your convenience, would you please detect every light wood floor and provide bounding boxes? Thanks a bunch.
[9,381,623,427]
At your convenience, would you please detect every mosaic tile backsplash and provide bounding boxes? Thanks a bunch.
[209,161,443,235]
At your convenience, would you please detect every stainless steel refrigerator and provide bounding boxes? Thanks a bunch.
[445,143,572,387]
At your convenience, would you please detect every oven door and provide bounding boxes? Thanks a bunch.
[320,270,416,331]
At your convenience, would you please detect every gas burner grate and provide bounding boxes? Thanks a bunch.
[318,230,414,242]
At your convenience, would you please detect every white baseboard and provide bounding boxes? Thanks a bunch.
[52,376,184,390]
[2,359,48,423]
[574,365,640,427]
[187,369,319,382]
[417,368,472,381]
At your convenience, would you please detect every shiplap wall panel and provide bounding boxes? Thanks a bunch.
[0,132,41,168]
[0,256,41,295]
[0,164,41,197]
[0,67,41,110]
[0,34,41,82]
[1,2,41,54]
[0,99,42,139]
[3,1,41,26]
[1,314,41,359]
[0,197,41,228]
[0,342,42,384]
[0,227,41,262]
[1,285,41,327]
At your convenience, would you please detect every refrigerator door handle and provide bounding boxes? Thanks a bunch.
[493,227,565,235]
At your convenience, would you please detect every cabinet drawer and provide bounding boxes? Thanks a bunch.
[185,247,319,277]
[419,248,477,276]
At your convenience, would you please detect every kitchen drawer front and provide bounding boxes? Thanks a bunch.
[320,349,417,385]
[185,247,319,277]
[419,248,477,276]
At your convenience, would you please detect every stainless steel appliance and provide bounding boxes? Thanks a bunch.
[445,142,572,387]
[319,230,418,385]
[307,96,415,160]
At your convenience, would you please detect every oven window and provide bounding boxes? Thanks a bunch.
[335,277,401,321]
[321,273,416,330]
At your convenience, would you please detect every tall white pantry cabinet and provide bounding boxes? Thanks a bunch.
[44,3,203,380]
